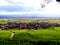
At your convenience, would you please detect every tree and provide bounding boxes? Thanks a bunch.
[41,0,51,8]
[56,0,60,2]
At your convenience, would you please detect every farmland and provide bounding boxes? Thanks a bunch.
[0,19,60,45]
[0,28,60,45]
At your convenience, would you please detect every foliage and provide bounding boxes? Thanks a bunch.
[0,28,60,45]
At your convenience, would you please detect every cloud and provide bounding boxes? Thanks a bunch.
[0,0,22,6]
[0,5,35,12]
[0,11,60,17]
[0,0,60,15]
[0,0,8,5]
[0,0,42,12]
[0,0,60,17]
[0,0,44,9]
[0,10,60,15]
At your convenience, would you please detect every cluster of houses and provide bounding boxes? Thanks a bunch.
[0,22,60,30]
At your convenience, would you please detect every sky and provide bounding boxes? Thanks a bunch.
[0,0,60,17]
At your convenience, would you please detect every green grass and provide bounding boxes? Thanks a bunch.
[0,21,7,24]
[11,29,60,42]
[1,19,60,45]
[0,28,60,45]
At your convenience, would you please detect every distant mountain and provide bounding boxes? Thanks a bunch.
[0,14,43,18]
[0,14,60,19]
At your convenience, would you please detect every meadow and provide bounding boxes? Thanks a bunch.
[0,19,60,45]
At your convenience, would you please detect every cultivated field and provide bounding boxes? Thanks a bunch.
[0,19,60,45]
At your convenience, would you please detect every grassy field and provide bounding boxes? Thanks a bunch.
[0,27,60,45]
[0,19,60,45]
[0,19,60,24]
